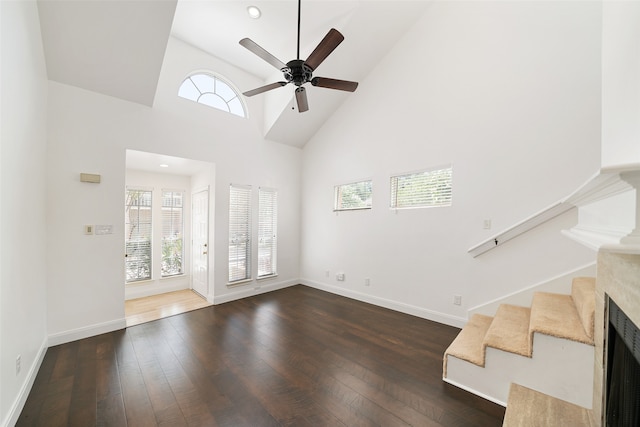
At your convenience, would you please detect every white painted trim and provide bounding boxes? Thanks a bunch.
[468,169,637,257]
[213,279,298,305]
[468,202,573,257]
[561,227,628,252]
[48,318,126,347]
[300,279,467,328]
[3,337,48,427]
[442,377,507,407]
[467,262,597,317]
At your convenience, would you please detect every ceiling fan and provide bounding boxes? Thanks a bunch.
[239,0,359,113]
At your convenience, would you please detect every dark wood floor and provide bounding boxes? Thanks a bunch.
[17,285,504,426]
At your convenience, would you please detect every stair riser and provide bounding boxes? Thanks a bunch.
[445,333,594,408]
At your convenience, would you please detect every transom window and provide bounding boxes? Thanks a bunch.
[334,180,373,211]
[390,166,453,209]
[178,73,246,118]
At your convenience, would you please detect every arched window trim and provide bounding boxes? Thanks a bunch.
[178,71,247,118]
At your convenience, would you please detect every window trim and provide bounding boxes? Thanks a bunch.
[125,187,153,283]
[258,187,278,278]
[228,184,252,284]
[178,71,247,118]
[389,164,453,210]
[334,179,373,212]
[160,189,184,278]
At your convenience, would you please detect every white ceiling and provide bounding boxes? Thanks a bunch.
[126,150,214,176]
[37,0,177,106]
[36,0,430,147]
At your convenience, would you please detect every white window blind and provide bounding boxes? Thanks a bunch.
[161,190,183,277]
[258,188,277,278]
[229,184,251,283]
[334,180,373,211]
[390,166,453,209]
[125,189,152,282]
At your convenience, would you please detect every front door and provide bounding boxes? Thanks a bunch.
[191,189,209,298]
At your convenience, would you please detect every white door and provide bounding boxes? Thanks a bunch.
[192,189,209,298]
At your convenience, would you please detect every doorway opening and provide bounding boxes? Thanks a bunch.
[124,149,215,325]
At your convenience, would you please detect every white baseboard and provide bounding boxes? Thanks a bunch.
[300,278,466,328]
[48,318,126,347]
[3,336,48,427]
[213,279,298,305]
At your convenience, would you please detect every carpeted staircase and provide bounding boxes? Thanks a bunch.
[443,277,596,412]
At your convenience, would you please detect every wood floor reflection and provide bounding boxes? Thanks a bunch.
[19,285,505,426]
[125,289,211,327]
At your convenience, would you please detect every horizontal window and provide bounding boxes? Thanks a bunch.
[390,166,452,209]
[334,180,372,211]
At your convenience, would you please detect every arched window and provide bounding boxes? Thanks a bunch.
[178,73,246,118]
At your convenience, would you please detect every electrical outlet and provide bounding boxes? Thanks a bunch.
[364,278,370,286]
[16,355,21,375]
[483,219,492,230]
[336,273,345,281]
[454,295,462,306]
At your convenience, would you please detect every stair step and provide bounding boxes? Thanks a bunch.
[571,277,596,340]
[483,304,532,357]
[530,292,594,345]
[503,383,595,426]
[443,314,493,375]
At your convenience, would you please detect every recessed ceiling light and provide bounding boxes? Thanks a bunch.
[247,5,261,19]
[159,164,169,168]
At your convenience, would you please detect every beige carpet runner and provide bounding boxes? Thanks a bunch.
[502,383,595,426]
[443,277,595,376]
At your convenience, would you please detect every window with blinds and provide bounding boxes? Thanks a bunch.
[161,190,183,277]
[334,180,373,211]
[229,184,252,283]
[125,189,152,282]
[390,166,453,209]
[258,188,277,278]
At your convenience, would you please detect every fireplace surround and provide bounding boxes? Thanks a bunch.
[594,250,640,425]
[605,297,640,425]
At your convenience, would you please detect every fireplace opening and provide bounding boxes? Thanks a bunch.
[606,298,640,426]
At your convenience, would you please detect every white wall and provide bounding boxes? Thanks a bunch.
[0,1,49,425]
[124,169,192,299]
[601,1,640,169]
[300,1,602,326]
[46,37,302,343]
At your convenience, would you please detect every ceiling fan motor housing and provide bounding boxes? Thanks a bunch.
[284,59,313,86]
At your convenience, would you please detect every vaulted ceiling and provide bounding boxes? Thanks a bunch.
[37,0,430,147]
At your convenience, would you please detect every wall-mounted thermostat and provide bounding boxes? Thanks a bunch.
[80,173,101,183]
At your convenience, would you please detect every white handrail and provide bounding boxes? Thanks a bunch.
[468,170,633,257]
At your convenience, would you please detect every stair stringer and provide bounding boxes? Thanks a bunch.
[468,263,596,317]
[444,332,594,408]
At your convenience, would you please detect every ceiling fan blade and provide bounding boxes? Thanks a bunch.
[311,77,358,92]
[305,28,344,71]
[243,82,288,97]
[295,87,309,113]
[239,38,287,70]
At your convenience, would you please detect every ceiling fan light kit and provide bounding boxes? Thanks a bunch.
[239,0,358,113]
